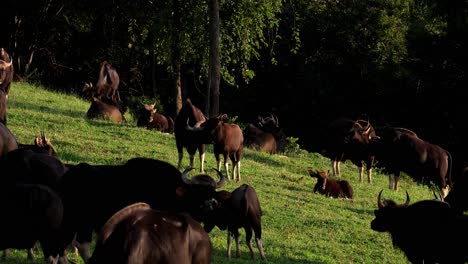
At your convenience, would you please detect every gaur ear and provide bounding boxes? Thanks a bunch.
[34,136,43,146]
[176,187,187,197]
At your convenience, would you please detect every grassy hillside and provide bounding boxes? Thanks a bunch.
[4,82,435,264]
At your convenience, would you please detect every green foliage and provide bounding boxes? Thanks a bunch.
[6,82,438,263]
[282,136,308,157]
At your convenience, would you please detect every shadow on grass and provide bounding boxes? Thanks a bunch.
[11,100,85,119]
[242,151,285,168]
[210,246,326,264]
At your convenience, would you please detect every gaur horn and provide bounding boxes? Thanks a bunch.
[404,191,410,207]
[377,189,385,208]
[185,119,203,131]
[0,57,12,68]
[213,168,226,188]
[181,167,195,184]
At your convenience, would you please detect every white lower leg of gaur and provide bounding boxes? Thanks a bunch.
[331,160,338,176]
[235,233,241,257]
[199,153,205,172]
[227,232,233,258]
[224,162,230,181]
[358,166,364,182]
[256,238,266,259]
[389,174,399,191]
[27,247,34,259]
[75,241,91,263]
[441,186,449,198]
[367,168,372,184]
[236,161,241,181]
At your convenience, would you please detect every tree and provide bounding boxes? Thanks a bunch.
[207,0,220,116]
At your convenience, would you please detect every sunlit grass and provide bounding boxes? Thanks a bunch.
[5,82,433,264]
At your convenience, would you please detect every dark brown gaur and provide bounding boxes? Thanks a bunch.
[322,117,379,183]
[370,126,452,197]
[308,169,354,199]
[89,202,212,264]
[86,96,125,123]
[174,98,207,172]
[185,114,244,181]
[0,48,13,97]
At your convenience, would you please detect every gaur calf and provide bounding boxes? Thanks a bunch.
[308,169,354,199]
[203,184,266,260]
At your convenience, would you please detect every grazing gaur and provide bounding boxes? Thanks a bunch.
[136,102,174,133]
[0,90,7,125]
[307,169,354,199]
[186,114,244,181]
[371,190,468,263]
[86,96,125,123]
[203,184,265,260]
[371,126,452,197]
[0,48,14,97]
[0,122,18,156]
[57,159,225,263]
[0,183,64,264]
[88,202,212,264]
[243,123,277,154]
[321,118,379,183]
[174,98,207,172]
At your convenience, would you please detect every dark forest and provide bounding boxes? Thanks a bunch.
[1,0,467,160]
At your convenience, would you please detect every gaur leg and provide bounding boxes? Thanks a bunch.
[331,159,339,176]
[256,237,266,260]
[176,142,184,170]
[27,246,35,259]
[245,227,255,259]
[227,231,233,258]
[75,230,94,263]
[394,175,400,191]
[223,153,230,180]
[367,167,372,184]
[233,229,241,258]
[358,166,364,183]
[198,145,206,172]
[254,224,266,259]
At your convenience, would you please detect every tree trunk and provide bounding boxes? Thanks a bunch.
[206,0,220,117]
[151,48,157,96]
[172,0,183,115]
[447,0,465,36]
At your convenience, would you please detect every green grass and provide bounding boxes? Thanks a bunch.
[4,82,435,264]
